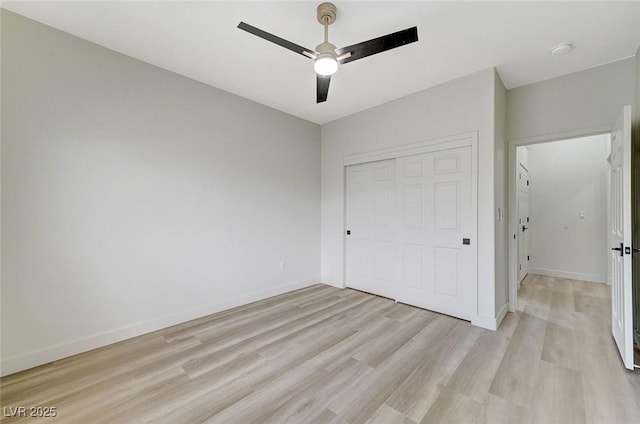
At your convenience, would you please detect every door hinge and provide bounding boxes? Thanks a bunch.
[519,264,523,270]
[527,255,530,261]
[346,230,351,235]
[527,180,530,186]
[527,217,530,223]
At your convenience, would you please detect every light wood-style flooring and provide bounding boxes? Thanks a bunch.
[1,275,639,423]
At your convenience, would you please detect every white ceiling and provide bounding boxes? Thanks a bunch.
[4,1,640,124]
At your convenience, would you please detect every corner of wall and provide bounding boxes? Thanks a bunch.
[493,70,509,317]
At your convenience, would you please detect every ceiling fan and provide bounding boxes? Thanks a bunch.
[238,2,418,103]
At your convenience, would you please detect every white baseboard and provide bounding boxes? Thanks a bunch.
[472,303,508,331]
[323,280,346,289]
[1,280,316,377]
[495,303,509,329]
[528,267,606,284]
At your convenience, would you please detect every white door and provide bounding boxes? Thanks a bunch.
[610,105,634,370]
[395,146,477,320]
[345,159,396,300]
[518,164,530,282]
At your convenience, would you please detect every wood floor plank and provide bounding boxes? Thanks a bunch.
[488,313,546,409]
[531,361,586,424]
[494,310,520,338]
[257,358,371,424]
[574,290,608,317]
[521,281,552,321]
[547,282,576,329]
[182,293,368,378]
[385,318,481,423]
[306,408,348,424]
[148,378,255,424]
[203,361,328,423]
[578,321,640,423]
[418,389,481,424]
[161,284,330,342]
[365,403,416,424]
[309,313,397,371]
[79,368,193,424]
[541,322,581,371]
[445,330,509,403]
[326,337,428,424]
[477,393,532,424]
[2,279,639,424]
[351,312,437,368]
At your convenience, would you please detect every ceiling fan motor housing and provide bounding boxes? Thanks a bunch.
[316,41,337,54]
[317,2,337,25]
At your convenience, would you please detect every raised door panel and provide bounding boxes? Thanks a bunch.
[402,244,424,289]
[434,182,459,230]
[396,146,476,320]
[434,247,459,297]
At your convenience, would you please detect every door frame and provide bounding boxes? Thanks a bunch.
[516,158,530,284]
[507,126,611,312]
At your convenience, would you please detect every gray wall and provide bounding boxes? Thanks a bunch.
[1,11,321,375]
[507,58,636,142]
[527,135,610,283]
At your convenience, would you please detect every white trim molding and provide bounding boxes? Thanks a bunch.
[343,131,478,166]
[528,268,606,284]
[472,303,508,331]
[507,126,612,312]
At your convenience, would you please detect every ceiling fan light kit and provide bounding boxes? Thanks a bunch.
[314,53,339,76]
[238,2,418,103]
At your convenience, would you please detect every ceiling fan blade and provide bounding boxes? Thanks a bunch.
[317,75,331,103]
[335,26,418,65]
[238,22,315,58]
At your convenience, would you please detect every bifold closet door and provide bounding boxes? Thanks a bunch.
[345,159,397,300]
[395,146,476,320]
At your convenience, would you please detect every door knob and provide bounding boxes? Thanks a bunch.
[522,225,529,232]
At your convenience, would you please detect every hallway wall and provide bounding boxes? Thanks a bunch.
[527,135,610,283]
